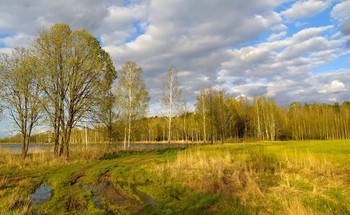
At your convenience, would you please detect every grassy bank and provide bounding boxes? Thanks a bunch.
[0,140,349,214]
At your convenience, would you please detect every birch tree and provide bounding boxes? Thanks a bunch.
[161,65,181,144]
[116,61,149,149]
[196,89,207,143]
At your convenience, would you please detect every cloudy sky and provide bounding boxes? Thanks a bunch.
[0,0,350,136]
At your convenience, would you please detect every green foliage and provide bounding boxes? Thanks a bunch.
[0,47,44,157]
[32,23,117,157]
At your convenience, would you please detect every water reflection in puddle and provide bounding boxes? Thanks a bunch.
[31,183,52,205]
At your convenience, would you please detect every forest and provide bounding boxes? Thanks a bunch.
[1,23,350,159]
[18,96,350,145]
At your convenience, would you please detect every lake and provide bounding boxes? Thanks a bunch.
[0,143,196,154]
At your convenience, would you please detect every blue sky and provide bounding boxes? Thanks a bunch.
[0,0,350,137]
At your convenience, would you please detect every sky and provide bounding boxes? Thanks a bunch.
[0,0,349,137]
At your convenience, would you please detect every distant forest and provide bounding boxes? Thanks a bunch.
[3,96,350,145]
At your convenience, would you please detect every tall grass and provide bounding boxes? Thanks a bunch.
[156,142,350,214]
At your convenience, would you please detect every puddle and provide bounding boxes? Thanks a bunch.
[119,182,158,205]
[31,183,52,205]
[129,184,158,205]
[83,181,158,210]
[85,181,138,209]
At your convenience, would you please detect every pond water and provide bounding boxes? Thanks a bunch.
[0,143,52,154]
[0,143,196,154]
[31,183,52,205]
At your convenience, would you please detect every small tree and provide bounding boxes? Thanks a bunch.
[0,48,44,158]
[91,89,119,147]
[161,65,181,144]
[115,61,149,149]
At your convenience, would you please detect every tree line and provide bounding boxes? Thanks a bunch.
[1,23,349,159]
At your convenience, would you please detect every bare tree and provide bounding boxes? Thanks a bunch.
[161,65,181,144]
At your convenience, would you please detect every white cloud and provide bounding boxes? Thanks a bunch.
[319,80,347,93]
[0,33,34,48]
[0,0,349,112]
[268,31,286,41]
[218,23,350,105]
[331,0,350,22]
[291,26,333,42]
[331,1,350,35]
[220,26,340,80]
[282,0,331,20]
[0,48,12,54]
[104,0,289,106]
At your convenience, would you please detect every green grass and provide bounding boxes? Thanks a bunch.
[0,140,349,214]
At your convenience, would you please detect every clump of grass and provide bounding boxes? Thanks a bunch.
[159,148,265,206]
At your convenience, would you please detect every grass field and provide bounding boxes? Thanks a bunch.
[0,140,349,214]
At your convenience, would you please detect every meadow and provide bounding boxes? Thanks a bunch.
[0,140,349,214]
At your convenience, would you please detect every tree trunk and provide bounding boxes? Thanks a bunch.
[128,113,131,149]
[168,115,171,145]
[21,135,27,159]
[123,124,127,150]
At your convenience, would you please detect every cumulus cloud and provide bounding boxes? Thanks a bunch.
[0,0,113,34]
[282,0,331,20]
[104,0,288,107]
[268,31,286,41]
[319,80,347,93]
[220,26,340,80]
[341,18,350,35]
[0,0,146,47]
[331,0,350,22]
[0,33,35,48]
[0,0,349,114]
[331,1,350,35]
[218,24,349,105]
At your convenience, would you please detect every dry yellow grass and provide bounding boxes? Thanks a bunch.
[155,144,350,214]
[0,145,117,168]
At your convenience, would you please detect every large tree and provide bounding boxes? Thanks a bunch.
[115,61,149,149]
[33,24,116,158]
[161,65,181,144]
[0,48,44,158]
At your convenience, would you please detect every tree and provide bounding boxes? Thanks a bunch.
[252,96,280,141]
[0,48,44,158]
[91,89,119,147]
[161,65,181,144]
[196,86,220,144]
[115,61,149,149]
[179,100,189,143]
[33,24,116,158]
[196,89,208,143]
[212,90,229,143]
